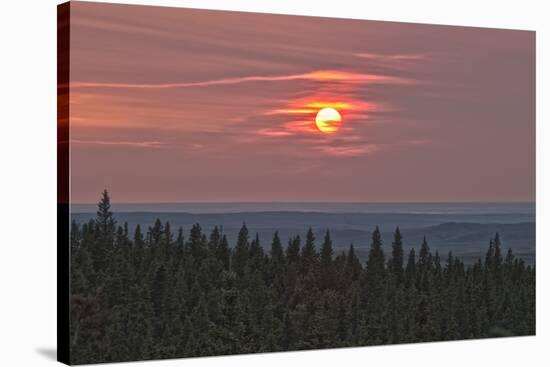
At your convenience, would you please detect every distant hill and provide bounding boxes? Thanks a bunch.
[72,211,535,264]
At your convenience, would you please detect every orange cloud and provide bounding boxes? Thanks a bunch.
[69,70,411,90]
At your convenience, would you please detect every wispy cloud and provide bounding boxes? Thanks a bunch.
[69,70,412,90]
[314,144,379,157]
[256,129,294,137]
[355,52,426,61]
[71,139,168,148]
[311,138,430,157]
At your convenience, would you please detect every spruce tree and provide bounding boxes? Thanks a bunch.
[286,235,301,264]
[92,189,116,272]
[363,227,386,318]
[320,230,333,268]
[365,227,385,284]
[188,223,207,262]
[271,232,285,265]
[217,235,231,271]
[301,228,317,275]
[405,248,416,288]
[320,230,334,288]
[249,233,264,271]
[208,226,221,255]
[232,223,250,277]
[346,244,362,282]
[391,227,404,285]
[493,232,503,269]
[96,189,116,239]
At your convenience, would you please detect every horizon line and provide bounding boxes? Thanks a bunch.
[71,200,536,205]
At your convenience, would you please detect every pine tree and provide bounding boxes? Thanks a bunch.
[286,235,301,264]
[281,311,295,350]
[320,230,333,268]
[405,248,416,288]
[301,228,317,275]
[418,236,431,270]
[391,227,404,285]
[233,223,249,277]
[188,223,207,262]
[417,236,433,291]
[249,233,264,271]
[185,295,212,356]
[208,226,221,255]
[365,227,385,287]
[92,189,116,272]
[271,232,285,265]
[346,244,362,282]
[320,230,334,288]
[493,232,502,269]
[485,239,494,269]
[217,235,231,271]
[96,189,116,239]
[363,226,386,322]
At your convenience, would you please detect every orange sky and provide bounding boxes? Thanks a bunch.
[67,2,535,203]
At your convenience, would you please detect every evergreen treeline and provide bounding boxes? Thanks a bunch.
[70,191,535,364]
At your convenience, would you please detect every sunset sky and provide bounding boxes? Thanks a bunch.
[68,2,535,203]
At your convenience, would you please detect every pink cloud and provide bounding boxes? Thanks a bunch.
[256,129,294,137]
[69,70,411,90]
[314,144,379,157]
[355,52,426,61]
[71,139,168,148]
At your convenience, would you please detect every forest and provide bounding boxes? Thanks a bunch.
[69,191,536,364]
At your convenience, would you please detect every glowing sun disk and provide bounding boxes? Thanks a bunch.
[315,107,342,133]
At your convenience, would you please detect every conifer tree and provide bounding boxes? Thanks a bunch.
[271,232,285,265]
[249,233,264,271]
[391,227,404,285]
[96,189,116,239]
[217,235,231,271]
[188,223,207,262]
[208,226,221,255]
[493,232,503,269]
[233,223,250,277]
[301,228,317,275]
[363,227,386,316]
[286,235,301,264]
[418,236,431,270]
[92,189,116,271]
[405,248,416,288]
[185,295,212,356]
[485,239,494,269]
[320,230,333,268]
[365,227,385,284]
[320,230,334,288]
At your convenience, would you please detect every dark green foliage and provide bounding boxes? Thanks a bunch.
[320,230,335,289]
[286,235,301,264]
[301,228,318,276]
[390,227,404,285]
[270,232,285,265]
[70,191,536,364]
[233,223,250,277]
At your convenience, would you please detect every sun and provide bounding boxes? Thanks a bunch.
[315,107,342,133]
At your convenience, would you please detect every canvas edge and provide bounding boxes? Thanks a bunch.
[58,1,71,365]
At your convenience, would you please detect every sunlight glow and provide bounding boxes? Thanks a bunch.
[315,107,342,133]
